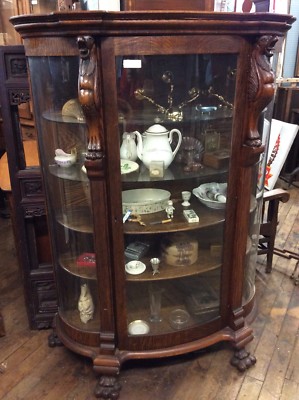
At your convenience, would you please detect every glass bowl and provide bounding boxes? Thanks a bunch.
[169,309,190,330]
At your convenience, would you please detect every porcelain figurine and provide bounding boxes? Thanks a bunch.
[78,283,94,324]
[135,124,182,169]
[165,200,175,219]
[54,148,77,167]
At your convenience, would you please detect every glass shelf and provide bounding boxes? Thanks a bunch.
[43,110,86,125]
[56,207,93,233]
[49,164,88,181]
[59,254,97,280]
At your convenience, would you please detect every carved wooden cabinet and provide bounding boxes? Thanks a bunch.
[12,11,294,399]
[0,46,57,329]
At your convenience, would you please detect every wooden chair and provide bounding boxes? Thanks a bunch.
[258,188,290,273]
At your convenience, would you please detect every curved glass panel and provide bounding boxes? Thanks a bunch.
[28,55,99,332]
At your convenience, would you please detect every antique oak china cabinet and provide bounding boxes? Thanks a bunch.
[12,10,294,399]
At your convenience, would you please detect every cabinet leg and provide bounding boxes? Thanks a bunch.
[94,375,121,399]
[48,331,63,347]
[230,348,256,372]
[290,261,299,285]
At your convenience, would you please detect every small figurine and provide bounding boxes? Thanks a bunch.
[78,283,94,324]
[165,200,175,219]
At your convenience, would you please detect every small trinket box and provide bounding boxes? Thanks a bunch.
[183,209,199,223]
[149,161,164,178]
[76,253,96,267]
[202,150,230,169]
[125,241,150,261]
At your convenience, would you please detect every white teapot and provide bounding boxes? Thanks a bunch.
[135,124,182,169]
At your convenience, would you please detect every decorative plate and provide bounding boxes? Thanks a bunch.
[125,260,146,275]
[120,159,139,175]
[82,159,139,175]
[128,320,150,335]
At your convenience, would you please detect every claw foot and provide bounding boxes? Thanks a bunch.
[95,376,121,399]
[48,332,62,347]
[230,349,256,372]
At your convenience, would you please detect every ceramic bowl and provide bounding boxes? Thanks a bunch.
[122,188,171,215]
[55,154,77,167]
[54,148,77,168]
[192,182,227,209]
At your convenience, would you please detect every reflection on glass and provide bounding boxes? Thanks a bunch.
[243,114,272,305]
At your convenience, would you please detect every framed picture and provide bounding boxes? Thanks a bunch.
[264,119,299,190]
[204,130,220,152]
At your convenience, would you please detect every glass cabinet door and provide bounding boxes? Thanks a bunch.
[28,54,99,332]
[115,49,237,336]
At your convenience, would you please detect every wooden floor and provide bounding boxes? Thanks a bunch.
[0,183,298,400]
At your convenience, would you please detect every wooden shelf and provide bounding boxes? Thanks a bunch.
[60,248,220,281]
[62,308,101,332]
[127,305,219,336]
[126,250,221,282]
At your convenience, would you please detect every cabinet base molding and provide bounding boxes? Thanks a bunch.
[54,313,256,398]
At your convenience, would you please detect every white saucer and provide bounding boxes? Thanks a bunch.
[128,320,150,335]
[81,159,139,175]
[125,261,146,275]
[120,159,139,175]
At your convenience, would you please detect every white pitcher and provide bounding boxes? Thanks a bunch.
[135,124,182,169]
[120,132,138,161]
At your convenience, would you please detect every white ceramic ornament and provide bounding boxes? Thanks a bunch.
[78,283,94,324]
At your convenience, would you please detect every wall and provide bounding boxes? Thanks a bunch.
[283,0,299,77]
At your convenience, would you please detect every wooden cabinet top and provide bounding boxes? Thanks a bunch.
[11,11,295,38]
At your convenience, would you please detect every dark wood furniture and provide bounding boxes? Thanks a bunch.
[12,11,294,399]
[258,188,290,272]
[0,312,5,337]
[0,46,57,329]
